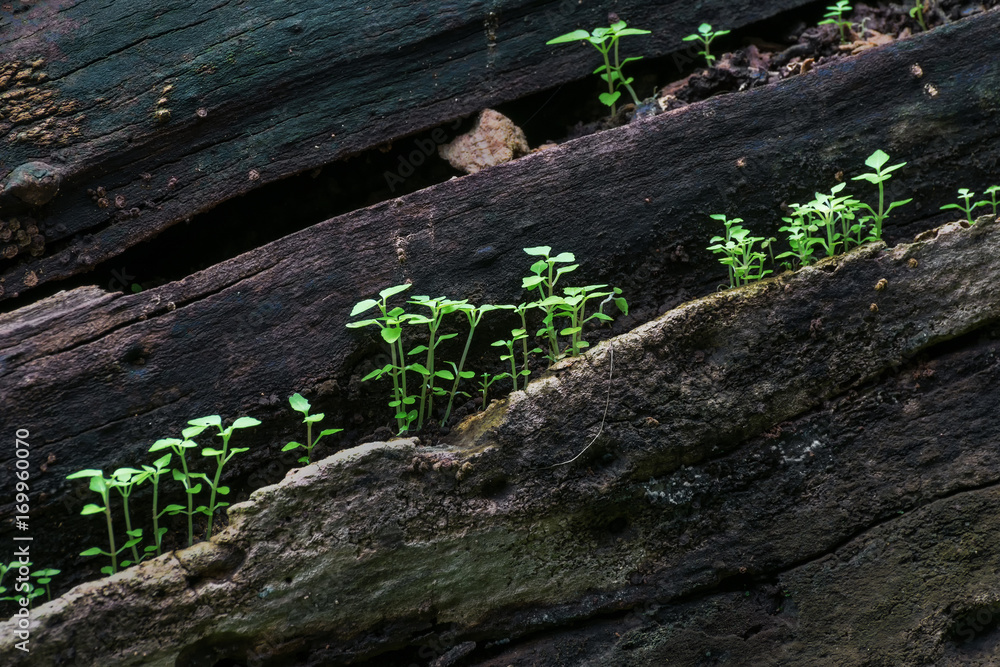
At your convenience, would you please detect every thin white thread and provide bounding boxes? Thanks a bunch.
[546,344,614,468]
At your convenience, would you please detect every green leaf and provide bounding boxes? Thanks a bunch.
[865,149,890,170]
[379,284,412,300]
[346,319,379,329]
[230,447,250,455]
[232,417,261,429]
[381,327,402,344]
[163,504,186,513]
[304,414,324,423]
[349,299,378,316]
[149,438,180,452]
[615,298,629,315]
[616,28,651,37]
[81,504,105,515]
[546,29,591,45]
[202,447,225,457]
[523,246,552,256]
[189,415,222,428]
[217,486,230,495]
[599,91,622,107]
[283,442,302,451]
[319,428,343,437]
[67,469,104,480]
[182,424,207,439]
[289,393,310,413]
[435,370,455,380]
[152,453,172,468]
[409,363,430,375]
[81,547,104,557]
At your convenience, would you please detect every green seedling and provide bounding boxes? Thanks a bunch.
[682,23,731,67]
[979,185,1000,217]
[522,246,579,362]
[478,371,509,410]
[851,149,912,241]
[707,214,772,288]
[150,427,206,548]
[492,330,531,392]
[819,1,854,43]
[777,210,821,269]
[0,560,30,605]
[348,284,415,432]
[30,568,59,605]
[406,295,468,429]
[940,188,985,224]
[441,304,512,425]
[547,20,651,115]
[909,1,928,31]
[188,415,261,540]
[551,285,628,357]
[140,453,177,558]
[66,469,143,575]
[283,393,342,464]
[108,467,151,566]
[513,302,541,372]
[808,182,859,257]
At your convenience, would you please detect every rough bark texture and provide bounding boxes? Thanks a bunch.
[0,0,815,300]
[2,9,1000,596]
[2,216,999,665]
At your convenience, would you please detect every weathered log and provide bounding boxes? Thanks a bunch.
[2,215,999,665]
[2,10,1000,594]
[0,0,816,301]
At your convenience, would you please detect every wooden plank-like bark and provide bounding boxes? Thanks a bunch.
[0,0,814,301]
[1,11,999,591]
[2,215,999,666]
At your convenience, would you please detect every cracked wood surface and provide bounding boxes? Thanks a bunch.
[1,217,999,665]
[1,10,1000,597]
[0,0,815,301]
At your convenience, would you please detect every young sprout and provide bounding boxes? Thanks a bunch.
[819,1,854,43]
[940,188,985,224]
[552,285,628,357]
[547,20,651,115]
[706,215,771,288]
[441,304,512,425]
[851,149,912,242]
[109,467,151,566]
[140,453,177,558]
[407,295,468,429]
[30,568,60,604]
[150,426,206,548]
[348,284,415,433]
[522,246,579,362]
[492,331,531,392]
[478,371,509,410]
[188,415,261,540]
[66,469,143,575]
[909,1,928,32]
[980,185,1000,217]
[283,393,342,464]
[682,23,731,67]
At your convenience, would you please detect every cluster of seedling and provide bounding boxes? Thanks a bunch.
[348,247,627,433]
[66,415,260,576]
[940,186,1000,223]
[708,150,998,289]
[709,149,910,286]
[0,561,59,612]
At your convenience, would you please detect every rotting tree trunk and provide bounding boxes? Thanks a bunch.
[2,10,1000,595]
[2,217,999,665]
[0,0,816,301]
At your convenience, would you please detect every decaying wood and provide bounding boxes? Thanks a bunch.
[2,216,999,665]
[0,0,815,300]
[1,10,999,599]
